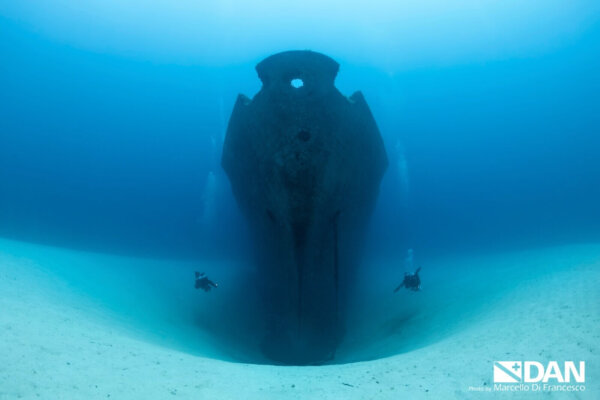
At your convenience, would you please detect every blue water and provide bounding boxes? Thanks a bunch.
[1,3,600,262]
[2,3,599,263]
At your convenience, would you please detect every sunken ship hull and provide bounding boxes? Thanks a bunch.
[222,51,388,364]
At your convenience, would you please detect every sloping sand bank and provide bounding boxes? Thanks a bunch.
[1,238,598,399]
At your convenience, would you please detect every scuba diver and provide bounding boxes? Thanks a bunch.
[394,267,422,292]
[194,271,218,292]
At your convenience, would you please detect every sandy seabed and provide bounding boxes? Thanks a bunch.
[0,238,598,399]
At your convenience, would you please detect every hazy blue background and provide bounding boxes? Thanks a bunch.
[1,0,599,261]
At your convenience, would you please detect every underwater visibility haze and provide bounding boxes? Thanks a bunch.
[0,0,599,398]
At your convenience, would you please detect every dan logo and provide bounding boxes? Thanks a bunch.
[493,361,585,383]
[494,361,522,383]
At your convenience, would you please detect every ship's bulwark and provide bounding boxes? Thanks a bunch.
[222,51,388,364]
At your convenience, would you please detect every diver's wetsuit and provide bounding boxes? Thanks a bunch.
[195,272,218,292]
[394,267,421,292]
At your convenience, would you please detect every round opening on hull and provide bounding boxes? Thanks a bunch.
[290,78,304,88]
[297,130,311,142]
